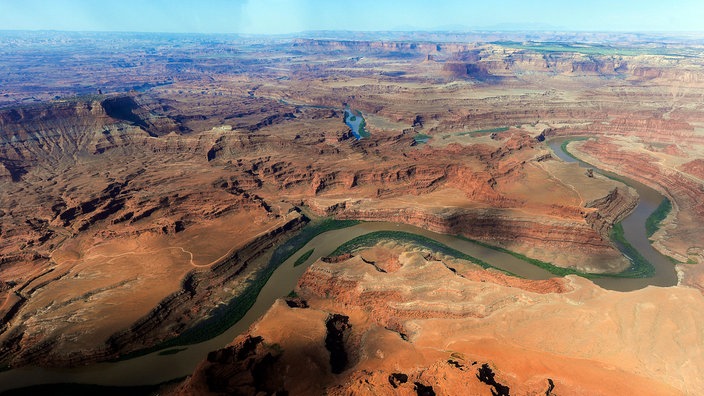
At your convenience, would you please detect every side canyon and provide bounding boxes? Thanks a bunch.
[1,31,704,394]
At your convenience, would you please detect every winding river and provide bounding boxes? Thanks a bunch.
[0,137,678,391]
[548,137,677,290]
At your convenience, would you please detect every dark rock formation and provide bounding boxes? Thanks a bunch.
[414,382,436,396]
[325,314,351,374]
[477,363,510,396]
[546,378,556,395]
[284,297,309,308]
[412,115,424,128]
[197,335,286,395]
[388,373,409,388]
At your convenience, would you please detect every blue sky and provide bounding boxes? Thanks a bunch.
[1,0,703,34]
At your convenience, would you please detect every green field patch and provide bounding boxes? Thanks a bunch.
[357,118,370,138]
[166,218,360,347]
[329,230,650,279]
[556,137,659,278]
[343,107,370,138]
[462,233,653,279]
[558,137,589,161]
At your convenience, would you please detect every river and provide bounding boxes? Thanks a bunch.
[343,107,368,139]
[548,137,677,290]
[0,137,678,391]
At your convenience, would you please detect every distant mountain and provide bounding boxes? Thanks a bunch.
[476,22,566,31]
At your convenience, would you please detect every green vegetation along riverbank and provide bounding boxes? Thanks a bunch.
[646,198,672,237]
[609,223,655,277]
[115,217,360,360]
[330,230,501,271]
[458,236,597,278]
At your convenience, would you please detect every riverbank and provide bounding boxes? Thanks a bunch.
[0,140,680,392]
[0,216,613,391]
[175,242,704,396]
[549,137,678,289]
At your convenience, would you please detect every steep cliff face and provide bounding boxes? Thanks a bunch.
[290,39,475,58]
[0,212,305,368]
[0,92,633,369]
[0,94,314,369]
[585,187,639,238]
[441,62,496,81]
[490,50,628,76]
[315,204,627,273]
[175,246,702,395]
[631,66,704,83]
[0,95,184,172]
[102,215,306,363]
[5,32,704,376]
[557,117,700,145]
[0,100,113,166]
[300,135,633,273]
[288,40,636,79]
[579,140,703,227]
[568,139,704,281]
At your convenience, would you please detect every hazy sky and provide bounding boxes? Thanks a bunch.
[1,0,704,34]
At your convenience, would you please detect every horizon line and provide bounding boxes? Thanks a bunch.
[3,28,704,36]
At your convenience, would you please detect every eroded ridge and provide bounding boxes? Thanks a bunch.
[2,32,704,378]
[175,244,702,395]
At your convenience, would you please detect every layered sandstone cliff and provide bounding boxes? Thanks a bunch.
[3,32,704,375]
[175,245,704,395]
[0,93,634,370]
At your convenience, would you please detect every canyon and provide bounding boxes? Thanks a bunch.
[1,31,704,394]
[175,244,703,395]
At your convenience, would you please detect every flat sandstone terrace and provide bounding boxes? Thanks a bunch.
[0,30,704,395]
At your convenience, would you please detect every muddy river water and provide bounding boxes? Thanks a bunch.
[548,137,677,290]
[0,138,678,391]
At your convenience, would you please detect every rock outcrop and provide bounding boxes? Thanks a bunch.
[175,245,703,395]
[3,31,704,377]
[585,187,638,237]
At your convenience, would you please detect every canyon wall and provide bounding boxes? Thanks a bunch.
[175,246,703,395]
[3,33,703,375]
